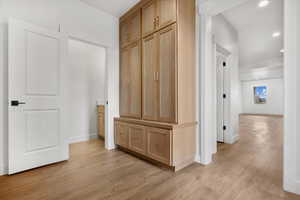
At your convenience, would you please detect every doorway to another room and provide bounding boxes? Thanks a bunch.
[67,38,107,149]
[210,0,286,196]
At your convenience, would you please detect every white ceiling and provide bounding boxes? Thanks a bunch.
[81,0,140,17]
[222,0,283,68]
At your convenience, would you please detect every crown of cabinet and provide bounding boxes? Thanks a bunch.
[142,0,177,37]
[120,0,177,45]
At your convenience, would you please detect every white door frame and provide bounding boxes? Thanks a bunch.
[197,0,300,195]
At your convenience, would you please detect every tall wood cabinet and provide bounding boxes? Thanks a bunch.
[116,0,196,171]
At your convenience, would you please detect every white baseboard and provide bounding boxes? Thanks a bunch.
[0,165,8,176]
[230,134,240,144]
[284,179,300,195]
[69,133,98,144]
[194,154,212,165]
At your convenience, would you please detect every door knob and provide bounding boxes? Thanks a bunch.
[11,100,26,106]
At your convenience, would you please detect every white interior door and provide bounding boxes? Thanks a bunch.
[8,19,68,174]
[216,54,226,142]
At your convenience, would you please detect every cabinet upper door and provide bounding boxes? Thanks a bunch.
[158,24,177,123]
[129,11,141,43]
[142,34,159,121]
[157,0,177,29]
[129,41,142,118]
[142,0,157,37]
[120,21,130,48]
[120,47,131,117]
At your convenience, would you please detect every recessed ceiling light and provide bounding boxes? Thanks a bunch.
[280,49,284,53]
[272,32,281,38]
[258,0,270,8]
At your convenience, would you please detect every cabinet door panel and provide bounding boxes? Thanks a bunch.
[130,11,141,42]
[120,48,131,117]
[120,21,130,48]
[157,0,176,29]
[142,0,157,37]
[120,43,142,118]
[142,34,158,121]
[158,24,177,123]
[116,123,129,148]
[98,113,105,138]
[129,125,147,155]
[129,42,142,118]
[147,127,171,165]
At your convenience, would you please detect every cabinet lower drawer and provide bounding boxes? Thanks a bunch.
[147,127,171,165]
[115,122,130,148]
[115,121,171,165]
[129,124,147,155]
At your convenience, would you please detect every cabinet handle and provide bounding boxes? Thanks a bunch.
[156,72,159,81]
[154,72,157,80]
[156,17,160,27]
[153,18,156,28]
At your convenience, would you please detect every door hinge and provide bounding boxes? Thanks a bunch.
[223,94,226,99]
[223,125,227,131]
[223,62,226,67]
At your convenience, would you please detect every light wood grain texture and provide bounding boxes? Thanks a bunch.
[142,34,159,121]
[115,117,197,130]
[172,124,196,171]
[120,42,142,118]
[129,41,142,118]
[120,20,130,48]
[0,115,299,200]
[157,0,177,30]
[142,0,157,37]
[119,0,196,170]
[120,10,141,49]
[115,119,196,170]
[115,122,130,148]
[97,105,105,138]
[120,47,131,116]
[147,127,171,165]
[158,24,177,123]
[129,11,141,43]
[177,0,196,124]
[129,124,147,155]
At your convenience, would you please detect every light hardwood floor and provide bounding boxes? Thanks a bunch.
[1,115,300,200]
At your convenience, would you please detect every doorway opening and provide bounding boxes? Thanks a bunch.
[207,0,286,196]
[67,38,107,149]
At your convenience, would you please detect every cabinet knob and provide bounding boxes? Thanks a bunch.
[156,17,160,27]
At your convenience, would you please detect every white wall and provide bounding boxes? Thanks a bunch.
[284,0,300,195]
[242,79,284,115]
[212,14,242,144]
[68,39,106,143]
[0,0,119,175]
[240,58,284,116]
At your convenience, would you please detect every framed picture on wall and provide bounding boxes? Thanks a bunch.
[254,86,267,104]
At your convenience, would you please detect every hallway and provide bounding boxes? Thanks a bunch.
[0,115,299,200]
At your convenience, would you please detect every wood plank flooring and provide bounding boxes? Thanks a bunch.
[0,115,300,200]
